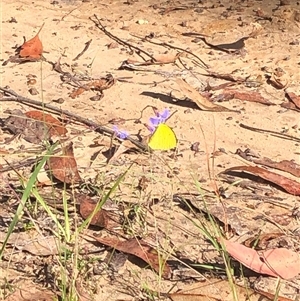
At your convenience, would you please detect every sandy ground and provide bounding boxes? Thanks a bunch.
[1,0,300,300]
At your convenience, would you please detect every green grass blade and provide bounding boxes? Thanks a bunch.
[0,143,58,260]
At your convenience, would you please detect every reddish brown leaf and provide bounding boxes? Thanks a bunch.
[70,74,115,99]
[69,87,87,99]
[4,109,50,144]
[92,236,171,278]
[48,143,81,184]
[281,99,299,111]
[19,23,44,59]
[25,110,67,137]
[220,238,300,279]
[223,90,274,105]
[285,91,300,110]
[235,149,300,178]
[253,158,300,178]
[205,70,246,82]
[223,165,300,195]
[79,195,109,228]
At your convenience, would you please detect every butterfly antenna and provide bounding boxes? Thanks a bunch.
[167,110,178,122]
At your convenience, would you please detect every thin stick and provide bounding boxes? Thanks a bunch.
[240,123,300,143]
[0,87,148,152]
[36,22,45,36]
[90,15,157,62]
[131,34,209,69]
[73,39,92,61]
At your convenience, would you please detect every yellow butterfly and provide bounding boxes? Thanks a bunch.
[148,124,177,150]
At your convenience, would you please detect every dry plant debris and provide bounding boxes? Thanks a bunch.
[91,235,171,279]
[220,238,300,279]
[3,23,44,65]
[222,165,300,196]
[0,0,300,300]
[47,142,82,184]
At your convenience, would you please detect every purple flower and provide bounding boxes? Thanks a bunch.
[148,108,170,133]
[113,125,129,140]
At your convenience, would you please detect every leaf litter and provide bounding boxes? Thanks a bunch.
[3,23,44,65]
[0,1,300,300]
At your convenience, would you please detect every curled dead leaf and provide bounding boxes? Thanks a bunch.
[47,143,81,184]
[266,68,289,89]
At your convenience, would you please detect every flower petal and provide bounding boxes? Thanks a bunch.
[148,108,172,133]
[160,108,170,121]
[113,125,129,139]
[149,117,160,126]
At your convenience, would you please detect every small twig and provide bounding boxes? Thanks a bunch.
[0,87,149,152]
[131,34,209,69]
[90,15,157,62]
[61,3,83,21]
[48,57,88,88]
[73,39,93,61]
[0,148,61,172]
[240,123,300,143]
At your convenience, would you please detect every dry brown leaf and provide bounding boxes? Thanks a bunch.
[252,158,299,178]
[92,236,171,278]
[19,23,44,59]
[47,143,82,184]
[5,280,56,301]
[283,91,300,111]
[4,109,51,144]
[70,74,115,99]
[79,195,109,228]
[223,90,275,105]
[108,140,136,163]
[235,149,300,178]
[0,231,59,256]
[177,193,264,236]
[222,165,300,195]
[69,87,87,99]
[175,78,235,112]
[25,110,67,137]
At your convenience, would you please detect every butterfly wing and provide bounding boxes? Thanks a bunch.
[148,124,177,150]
